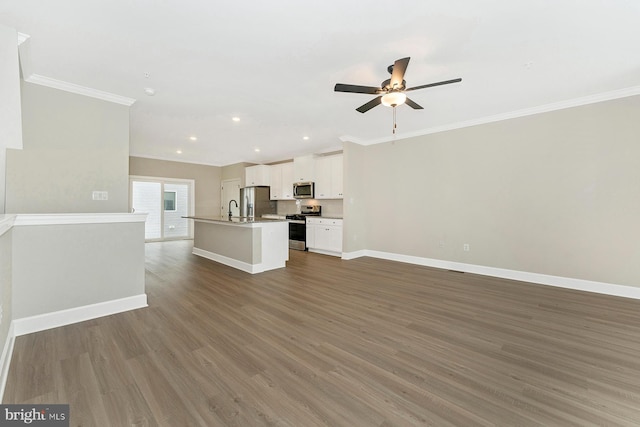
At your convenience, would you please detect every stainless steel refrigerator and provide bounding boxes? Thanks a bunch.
[239,186,276,219]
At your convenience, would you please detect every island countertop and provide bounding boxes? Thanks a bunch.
[184,216,288,226]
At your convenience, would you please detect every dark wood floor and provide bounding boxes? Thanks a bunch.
[5,240,640,426]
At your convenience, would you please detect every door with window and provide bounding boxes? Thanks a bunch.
[221,178,241,218]
[130,177,194,241]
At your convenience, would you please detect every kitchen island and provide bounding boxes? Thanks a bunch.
[185,216,289,274]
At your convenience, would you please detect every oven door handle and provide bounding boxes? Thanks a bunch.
[289,220,306,224]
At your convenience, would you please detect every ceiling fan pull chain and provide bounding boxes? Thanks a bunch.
[393,106,397,134]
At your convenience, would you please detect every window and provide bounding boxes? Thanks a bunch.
[164,191,177,211]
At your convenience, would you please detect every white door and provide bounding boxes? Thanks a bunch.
[221,178,241,217]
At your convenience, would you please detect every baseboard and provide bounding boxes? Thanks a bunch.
[13,294,148,337]
[192,248,257,274]
[0,322,16,402]
[343,249,640,300]
[341,249,367,260]
[308,248,342,258]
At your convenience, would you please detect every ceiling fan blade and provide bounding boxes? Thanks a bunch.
[356,96,382,113]
[389,57,410,89]
[404,97,423,110]
[405,78,462,92]
[334,83,381,94]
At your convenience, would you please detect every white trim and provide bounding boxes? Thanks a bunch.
[16,32,30,45]
[343,249,640,300]
[13,212,147,226]
[338,135,363,144]
[0,322,16,402]
[309,248,342,258]
[130,175,197,186]
[192,247,260,274]
[23,74,136,106]
[347,85,640,147]
[12,294,148,337]
[0,215,16,237]
[341,249,367,260]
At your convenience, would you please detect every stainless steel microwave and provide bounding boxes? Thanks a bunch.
[293,182,314,199]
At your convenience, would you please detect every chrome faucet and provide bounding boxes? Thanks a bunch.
[228,199,238,219]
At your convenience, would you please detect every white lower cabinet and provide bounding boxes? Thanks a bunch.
[306,217,342,256]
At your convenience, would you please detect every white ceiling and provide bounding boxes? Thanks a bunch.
[2,1,640,166]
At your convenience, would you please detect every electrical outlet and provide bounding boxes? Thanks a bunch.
[463,243,470,251]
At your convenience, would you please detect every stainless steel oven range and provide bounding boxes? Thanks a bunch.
[285,205,321,250]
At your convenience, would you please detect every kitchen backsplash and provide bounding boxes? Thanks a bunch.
[277,199,343,218]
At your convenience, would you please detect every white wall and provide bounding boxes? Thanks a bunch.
[344,95,640,288]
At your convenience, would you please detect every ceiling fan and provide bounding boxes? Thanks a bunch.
[334,57,462,114]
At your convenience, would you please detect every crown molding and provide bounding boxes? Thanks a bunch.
[348,85,640,146]
[23,74,136,106]
[16,32,30,45]
[338,135,363,144]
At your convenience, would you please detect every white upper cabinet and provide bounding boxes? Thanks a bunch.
[245,165,270,186]
[280,162,294,199]
[269,162,294,200]
[269,165,281,200]
[293,155,315,182]
[314,154,343,199]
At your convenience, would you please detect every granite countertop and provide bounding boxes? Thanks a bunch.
[184,216,288,224]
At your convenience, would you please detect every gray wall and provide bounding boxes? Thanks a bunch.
[12,221,145,319]
[0,227,12,359]
[222,162,253,187]
[0,25,23,214]
[129,156,221,217]
[343,142,368,253]
[5,82,130,213]
[194,221,260,264]
[344,95,640,287]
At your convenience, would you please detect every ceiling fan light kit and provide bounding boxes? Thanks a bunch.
[334,56,461,133]
[381,92,406,107]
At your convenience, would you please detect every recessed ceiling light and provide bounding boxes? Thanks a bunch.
[254,148,260,152]
[144,87,155,96]
[303,136,310,140]
[176,150,182,154]
[189,136,197,141]
[232,117,240,122]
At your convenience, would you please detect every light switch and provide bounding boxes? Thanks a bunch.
[92,191,109,201]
